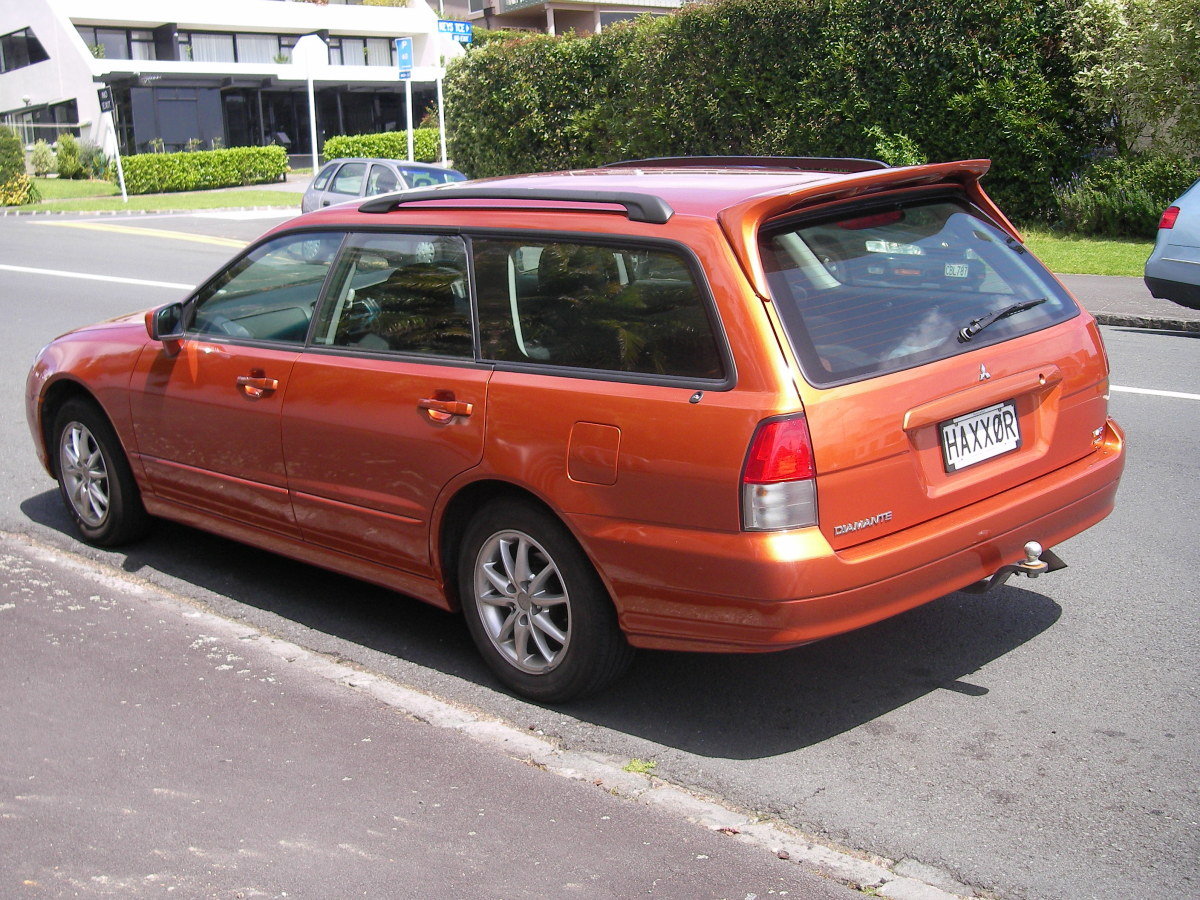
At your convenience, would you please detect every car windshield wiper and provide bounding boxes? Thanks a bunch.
[957,298,1046,342]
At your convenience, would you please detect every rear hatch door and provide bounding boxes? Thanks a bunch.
[757,192,1111,550]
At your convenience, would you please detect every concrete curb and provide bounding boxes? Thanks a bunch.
[0,205,295,218]
[1093,312,1200,333]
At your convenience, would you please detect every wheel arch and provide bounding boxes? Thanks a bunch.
[437,479,613,615]
[39,379,108,476]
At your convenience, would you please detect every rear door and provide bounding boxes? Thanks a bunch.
[281,231,489,578]
[758,194,1112,549]
[471,234,742,533]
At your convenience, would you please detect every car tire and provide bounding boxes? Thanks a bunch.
[458,499,633,702]
[52,398,150,547]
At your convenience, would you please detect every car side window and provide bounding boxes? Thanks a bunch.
[329,162,367,196]
[312,232,472,358]
[473,238,725,379]
[398,166,462,188]
[189,233,342,343]
[312,163,337,191]
[366,164,401,196]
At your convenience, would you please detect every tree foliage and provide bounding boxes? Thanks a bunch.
[1066,0,1200,155]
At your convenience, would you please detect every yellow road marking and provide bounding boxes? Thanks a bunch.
[36,220,246,248]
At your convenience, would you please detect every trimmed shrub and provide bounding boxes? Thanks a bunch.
[322,129,441,165]
[1055,154,1200,238]
[445,0,1099,220]
[0,174,39,206]
[120,145,288,194]
[79,141,109,179]
[0,126,25,182]
[30,139,56,176]
[56,133,85,179]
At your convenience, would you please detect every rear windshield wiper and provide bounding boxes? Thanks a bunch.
[958,298,1046,342]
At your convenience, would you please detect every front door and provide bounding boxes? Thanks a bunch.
[129,231,343,536]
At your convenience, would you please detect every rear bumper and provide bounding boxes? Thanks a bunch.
[573,418,1124,653]
[1144,274,1200,310]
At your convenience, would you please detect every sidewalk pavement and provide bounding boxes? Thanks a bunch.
[1,534,868,900]
[1057,274,1200,333]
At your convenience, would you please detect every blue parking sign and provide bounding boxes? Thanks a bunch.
[395,37,413,78]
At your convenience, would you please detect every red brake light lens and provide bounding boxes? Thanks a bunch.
[837,209,904,230]
[743,417,816,483]
[1159,207,1180,230]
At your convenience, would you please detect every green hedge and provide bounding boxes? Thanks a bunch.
[322,129,441,165]
[120,145,287,195]
[445,0,1099,220]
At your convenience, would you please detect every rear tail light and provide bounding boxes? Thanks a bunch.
[742,415,818,531]
[1159,207,1180,230]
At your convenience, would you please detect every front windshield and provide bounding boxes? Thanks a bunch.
[759,197,1078,386]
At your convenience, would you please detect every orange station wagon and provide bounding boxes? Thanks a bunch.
[26,157,1125,701]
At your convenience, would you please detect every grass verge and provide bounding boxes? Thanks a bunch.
[20,178,299,213]
[1021,228,1152,277]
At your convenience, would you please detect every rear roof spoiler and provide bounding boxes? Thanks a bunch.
[359,186,674,224]
[603,156,890,174]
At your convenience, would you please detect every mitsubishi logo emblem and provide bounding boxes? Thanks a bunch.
[979,364,992,381]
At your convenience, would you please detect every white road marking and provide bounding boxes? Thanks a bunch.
[0,263,192,291]
[1110,385,1200,401]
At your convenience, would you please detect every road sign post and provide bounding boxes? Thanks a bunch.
[97,87,128,203]
[395,37,414,161]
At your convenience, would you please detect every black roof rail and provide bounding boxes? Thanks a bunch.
[603,155,890,174]
[359,186,674,224]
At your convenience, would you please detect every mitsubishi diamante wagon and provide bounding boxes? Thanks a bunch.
[27,157,1125,701]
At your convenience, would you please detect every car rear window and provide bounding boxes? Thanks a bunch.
[759,197,1078,387]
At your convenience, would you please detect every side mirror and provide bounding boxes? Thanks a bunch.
[145,302,185,353]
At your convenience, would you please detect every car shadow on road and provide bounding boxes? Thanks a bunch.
[22,490,1061,761]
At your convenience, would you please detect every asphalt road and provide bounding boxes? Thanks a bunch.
[1,212,1196,900]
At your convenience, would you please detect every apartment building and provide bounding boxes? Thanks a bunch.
[0,0,465,158]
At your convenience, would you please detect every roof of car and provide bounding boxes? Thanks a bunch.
[311,158,990,221]
[322,158,462,172]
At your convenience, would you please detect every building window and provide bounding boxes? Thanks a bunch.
[2,99,79,145]
[184,33,236,63]
[0,27,50,73]
[329,36,393,67]
[236,34,278,64]
[131,30,156,61]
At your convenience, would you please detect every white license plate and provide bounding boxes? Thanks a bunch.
[944,263,969,278]
[940,401,1021,472]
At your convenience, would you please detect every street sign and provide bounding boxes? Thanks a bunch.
[394,37,413,79]
[437,20,473,45]
[97,87,114,113]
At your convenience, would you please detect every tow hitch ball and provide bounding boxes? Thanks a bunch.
[965,541,1067,594]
